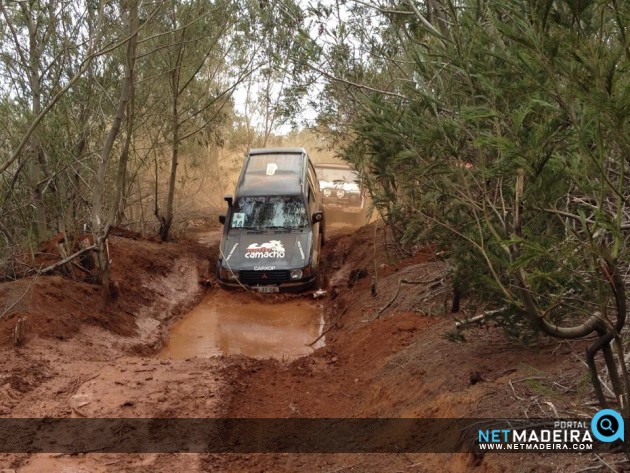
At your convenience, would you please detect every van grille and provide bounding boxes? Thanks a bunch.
[239,270,291,285]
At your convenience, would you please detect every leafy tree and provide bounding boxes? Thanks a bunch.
[312,0,630,411]
[0,0,305,278]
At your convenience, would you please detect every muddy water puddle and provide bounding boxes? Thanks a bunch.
[160,291,325,360]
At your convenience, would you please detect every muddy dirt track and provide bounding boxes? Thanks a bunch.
[0,220,623,472]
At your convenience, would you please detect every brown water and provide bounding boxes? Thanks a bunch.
[160,291,325,360]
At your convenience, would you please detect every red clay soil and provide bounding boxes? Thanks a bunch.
[0,222,624,472]
[0,231,215,347]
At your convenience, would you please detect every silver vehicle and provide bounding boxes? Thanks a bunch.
[314,162,366,226]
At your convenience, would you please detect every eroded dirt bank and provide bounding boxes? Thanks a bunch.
[0,222,619,472]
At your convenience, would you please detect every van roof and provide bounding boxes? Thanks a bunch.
[236,148,308,197]
[248,147,307,155]
[314,162,354,170]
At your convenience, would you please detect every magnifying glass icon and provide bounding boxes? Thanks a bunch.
[592,409,624,442]
[599,418,614,433]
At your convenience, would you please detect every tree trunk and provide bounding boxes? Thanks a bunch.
[26,8,48,242]
[91,0,138,299]
[159,67,180,242]
[157,17,185,242]
[110,70,135,226]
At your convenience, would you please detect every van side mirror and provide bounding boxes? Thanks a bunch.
[224,194,233,206]
[312,211,323,224]
[219,214,226,225]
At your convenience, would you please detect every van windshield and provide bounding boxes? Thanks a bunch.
[316,167,359,183]
[231,196,308,230]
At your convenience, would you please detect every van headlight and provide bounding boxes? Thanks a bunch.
[290,269,303,280]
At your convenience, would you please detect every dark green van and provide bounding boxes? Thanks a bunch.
[217,148,326,293]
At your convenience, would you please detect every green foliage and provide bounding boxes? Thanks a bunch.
[326,0,629,341]
[0,0,270,250]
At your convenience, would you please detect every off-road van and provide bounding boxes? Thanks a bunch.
[314,162,367,226]
[217,148,325,292]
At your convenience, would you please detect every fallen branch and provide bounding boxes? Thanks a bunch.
[307,307,348,346]
[375,275,445,319]
[39,244,97,275]
[455,314,486,329]
[0,274,38,321]
[593,453,619,473]
[66,373,101,401]
[454,306,508,329]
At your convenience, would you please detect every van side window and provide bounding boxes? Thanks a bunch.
[306,165,317,197]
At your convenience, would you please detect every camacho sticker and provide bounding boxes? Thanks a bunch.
[297,240,305,260]
[245,240,286,259]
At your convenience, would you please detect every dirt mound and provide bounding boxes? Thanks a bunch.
[0,234,211,350]
[0,276,120,346]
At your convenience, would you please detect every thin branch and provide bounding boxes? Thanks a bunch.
[39,244,97,275]
[136,3,223,46]
[0,0,162,175]
[0,274,38,320]
[542,207,630,230]
[349,0,414,16]
[455,306,508,328]
[405,0,449,42]
[306,62,408,100]
[307,308,348,346]
[376,274,446,318]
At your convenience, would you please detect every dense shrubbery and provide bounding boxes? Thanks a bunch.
[331,0,629,410]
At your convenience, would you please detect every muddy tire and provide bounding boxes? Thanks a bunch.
[315,234,326,289]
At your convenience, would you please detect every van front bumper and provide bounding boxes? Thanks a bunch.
[217,276,317,293]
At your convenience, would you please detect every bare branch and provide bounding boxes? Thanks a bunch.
[307,62,408,100]
[39,244,97,275]
[0,0,162,176]
[405,0,449,42]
